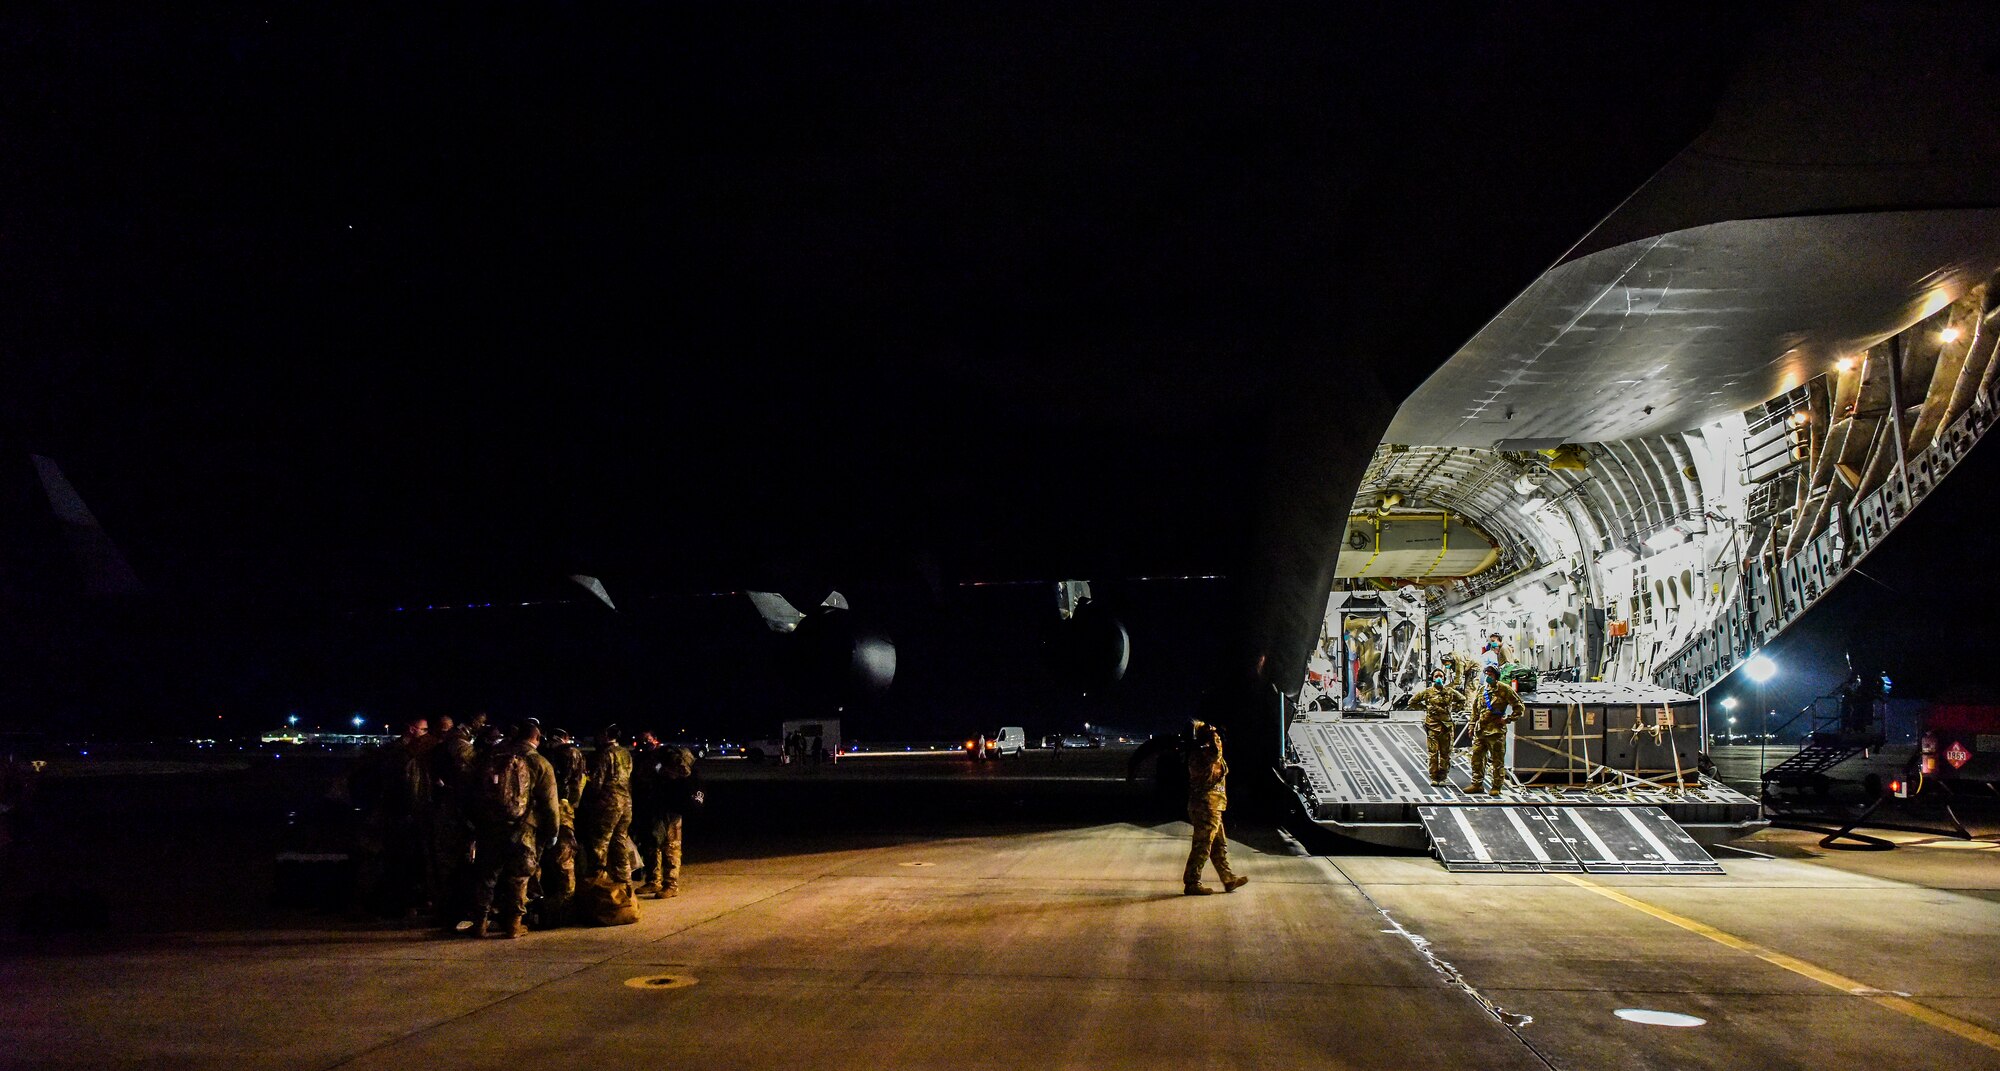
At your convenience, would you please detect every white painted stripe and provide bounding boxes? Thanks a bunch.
[1449,807,1493,862]
[1620,807,1682,863]
[1561,808,1621,863]
[1502,807,1553,863]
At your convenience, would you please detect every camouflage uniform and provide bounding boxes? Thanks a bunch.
[636,748,701,897]
[1409,683,1466,785]
[1467,678,1527,793]
[1183,724,1244,894]
[360,733,432,916]
[427,725,478,925]
[1442,653,1480,715]
[539,737,588,923]
[581,739,635,881]
[468,738,560,937]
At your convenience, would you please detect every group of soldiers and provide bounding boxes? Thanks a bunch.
[1408,647,1528,794]
[352,714,703,938]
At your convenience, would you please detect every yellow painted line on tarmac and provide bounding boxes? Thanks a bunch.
[1558,874,2000,1054]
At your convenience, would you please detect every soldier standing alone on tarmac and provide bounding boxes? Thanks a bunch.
[1183,721,1248,896]
[580,724,635,882]
[1466,664,1527,795]
[637,746,703,898]
[1409,666,1467,787]
[467,721,559,939]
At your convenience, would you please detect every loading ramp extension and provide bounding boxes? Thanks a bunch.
[1418,804,1724,875]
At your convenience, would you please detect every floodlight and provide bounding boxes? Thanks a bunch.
[1744,654,1777,683]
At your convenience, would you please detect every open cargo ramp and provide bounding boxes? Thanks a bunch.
[1540,805,1724,875]
[1418,804,1723,875]
[1416,805,1580,873]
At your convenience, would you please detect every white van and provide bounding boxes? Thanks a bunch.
[966,726,1027,758]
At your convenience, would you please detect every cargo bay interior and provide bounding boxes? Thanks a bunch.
[1284,215,2000,868]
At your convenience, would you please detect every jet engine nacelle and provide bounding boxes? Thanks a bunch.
[1046,598,1130,695]
[788,605,897,709]
[746,591,896,709]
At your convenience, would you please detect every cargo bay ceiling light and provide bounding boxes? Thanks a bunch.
[1941,325,1963,343]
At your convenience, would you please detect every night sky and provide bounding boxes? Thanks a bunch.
[4,6,1990,738]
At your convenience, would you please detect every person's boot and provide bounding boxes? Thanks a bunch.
[636,881,663,898]
[1222,876,1249,893]
[660,884,680,898]
[472,917,493,939]
[1184,883,1215,895]
[487,914,527,939]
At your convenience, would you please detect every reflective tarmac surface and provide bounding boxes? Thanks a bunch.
[3,761,1997,1070]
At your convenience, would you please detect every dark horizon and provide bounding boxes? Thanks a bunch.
[5,5,1995,741]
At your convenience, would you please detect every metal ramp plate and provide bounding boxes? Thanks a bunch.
[1417,806,1582,873]
[1539,806,1724,875]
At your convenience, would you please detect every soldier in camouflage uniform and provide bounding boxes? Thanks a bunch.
[467,722,559,939]
[636,746,702,898]
[580,724,635,882]
[1183,721,1248,896]
[528,727,584,927]
[427,712,482,930]
[1466,664,1527,794]
[1441,651,1480,715]
[537,727,588,925]
[1408,667,1467,787]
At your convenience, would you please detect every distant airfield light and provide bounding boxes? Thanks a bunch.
[1940,325,1962,343]
[352,715,366,728]
[1744,654,1778,683]
[287,714,299,726]
[1720,697,1738,711]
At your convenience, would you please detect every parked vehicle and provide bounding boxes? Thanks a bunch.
[966,726,1026,758]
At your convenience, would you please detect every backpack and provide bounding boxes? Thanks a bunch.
[580,872,640,926]
[1498,662,1539,693]
[475,747,533,824]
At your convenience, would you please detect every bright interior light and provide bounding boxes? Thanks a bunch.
[1834,356,1856,373]
[1941,325,1962,343]
[1744,654,1778,683]
[1789,411,1808,426]
[1643,526,1687,552]
[1520,496,1546,513]
[1599,547,1635,568]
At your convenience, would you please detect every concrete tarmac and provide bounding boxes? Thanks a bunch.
[6,812,2000,1071]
